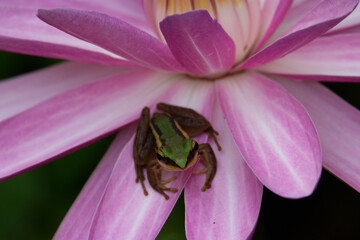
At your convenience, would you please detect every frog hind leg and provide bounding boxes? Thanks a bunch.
[147,160,178,200]
[193,143,217,192]
[133,107,156,196]
[157,102,221,151]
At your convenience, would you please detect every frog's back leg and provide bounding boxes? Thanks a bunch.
[133,107,156,195]
[193,143,217,192]
[157,102,221,151]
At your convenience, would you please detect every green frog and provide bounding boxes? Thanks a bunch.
[133,103,221,200]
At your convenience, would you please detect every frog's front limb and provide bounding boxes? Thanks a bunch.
[193,143,217,192]
[146,160,178,200]
[157,102,222,151]
[133,107,156,196]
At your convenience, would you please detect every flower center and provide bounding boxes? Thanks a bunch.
[144,0,262,64]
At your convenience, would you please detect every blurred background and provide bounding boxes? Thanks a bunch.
[0,51,359,240]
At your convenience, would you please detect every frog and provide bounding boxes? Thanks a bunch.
[133,102,221,200]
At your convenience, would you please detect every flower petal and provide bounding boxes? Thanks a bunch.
[0,6,127,65]
[0,69,178,180]
[1,0,153,34]
[257,33,360,81]
[160,10,235,75]
[37,8,184,72]
[0,62,125,122]
[54,124,137,240]
[329,4,360,33]
[276,78,360,192]
[255,0,293,51]
[89,78,214,240]
[268,0,322,41]
[240,0,359,69]
[185,100,263,240]
[216,72,322,198]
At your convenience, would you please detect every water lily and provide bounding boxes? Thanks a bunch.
[1,0,360,239]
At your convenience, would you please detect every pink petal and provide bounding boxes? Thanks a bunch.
[329,4,360,33]
[216,72,322,198]
[54,124,137,240]
[277,77,360,192]
[160,10,235,75]
[89,79,215,240]
[37,8,184,72]
[185,100,263,240]
[0,62,125,122]
[257,32,360,81]
[0,69,178,180]
[240,0,359,69]
[0,6,127,65]
[268,0,323,42]
[1,0,153,35]
[255,0,293,51]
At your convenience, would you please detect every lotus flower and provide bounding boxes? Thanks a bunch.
[1,0,360,239]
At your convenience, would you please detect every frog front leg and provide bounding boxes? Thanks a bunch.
[157,102,221,151]
[146,160,178,200]
[133,107,156,196]
[193,143,217,191]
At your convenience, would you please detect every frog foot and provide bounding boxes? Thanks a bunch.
[206,128,222,151]
[193,143,217,192]
[147,162,178,200]
[193,168,212,192]
[135,164,148,196]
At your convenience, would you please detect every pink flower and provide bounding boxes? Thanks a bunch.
[1,0,360,239]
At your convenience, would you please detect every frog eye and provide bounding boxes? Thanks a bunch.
[156,153,165,160]
[193,142,199,151]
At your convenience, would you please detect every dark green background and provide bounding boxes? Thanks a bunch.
[0,52,359,240]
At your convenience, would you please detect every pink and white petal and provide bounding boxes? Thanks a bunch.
[254,0,293,51]
[257,33,360,81]
[268,0,323,43]
[240,0,359,69]
[328,3,360,33]
[0,69,179,181]
[213,0,250,61]
[159,10,235,76]
[0,0,153,35]
[245,0,261,55]
[37,9,184,72]
[0,6,126,65]
[54,123,137,240]
[89,79,214,240]
[216,72,322,198]
[185,100,263,240]
[0,62,126,122]
[276,78,360,192]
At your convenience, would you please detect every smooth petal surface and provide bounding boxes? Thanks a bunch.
[258,32,360,81]
[277,78,360,192]
[160,10,235,75]
[185,100,263,240]
[0,69,178,180]
[89,79,214,240]
[0,62,125,122]
[0,0,151,32]
[268,0,322,42]
[255,0,293,51]
[216,72,322,198]
[37,9,184,72]
[329,3,360,33]
[0,6,126,65]
[240,0,358,69]
[54,124,137,240]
